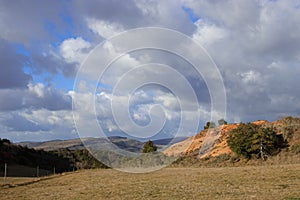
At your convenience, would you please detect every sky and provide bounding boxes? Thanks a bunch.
[0,0,300,142]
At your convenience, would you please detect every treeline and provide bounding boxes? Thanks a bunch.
[0,139,108,175]
[0,139,71,173]
[53,148,108,169]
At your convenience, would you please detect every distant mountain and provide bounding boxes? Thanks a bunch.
[18,136,144,152]
[152,137,188,145]
[18,138,85,151]
[17,136,189,153]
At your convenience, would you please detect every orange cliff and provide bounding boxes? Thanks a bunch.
[163,120,269,158]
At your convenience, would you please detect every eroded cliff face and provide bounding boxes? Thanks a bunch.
[163,120,273,158]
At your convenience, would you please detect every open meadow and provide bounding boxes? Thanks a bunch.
[1,164,300,200]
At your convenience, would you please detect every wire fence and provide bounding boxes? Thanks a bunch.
[0,163,70,185]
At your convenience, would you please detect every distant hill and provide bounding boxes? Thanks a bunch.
[152,137,188,145]
[18,136,144,152]
[0,138,109,176]
[17,136,188,153]
[0,139,73,176]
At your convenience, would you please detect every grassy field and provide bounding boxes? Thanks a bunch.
[1,177,39,185]
[1,164,300,200]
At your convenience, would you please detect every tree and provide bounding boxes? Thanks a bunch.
[0,138,11,144]
[204,121,216,129]
[252,127,287,160]
[142,140,157,153]
[227,123,257,158]
[218,119,228,126]
[227,123,286,160]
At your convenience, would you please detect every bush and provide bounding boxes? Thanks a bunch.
[204,121,216,129]
[291,144,300,154]
[214,154,231,163]
[218,119,228,126]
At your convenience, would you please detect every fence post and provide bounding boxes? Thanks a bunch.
[53,166,55,175]
[37,166,39,177]
[3,163,7,184]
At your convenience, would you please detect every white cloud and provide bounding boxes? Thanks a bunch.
[183,0,300,122]
[153,93,180,111]
[1,0,300,142]
[60,37,91,64]
[239,70,262,84]
[0,83,71,111]
[28,83,45,98]
[193,19,228,46]
[87,18,124,39]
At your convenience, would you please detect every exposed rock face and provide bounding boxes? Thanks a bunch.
[164,117,300,158]
[163,120,274,158]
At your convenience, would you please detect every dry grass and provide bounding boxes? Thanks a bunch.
[1,164,300,200]
[1,177,38,185]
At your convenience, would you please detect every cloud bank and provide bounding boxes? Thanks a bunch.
[0,0,299,142]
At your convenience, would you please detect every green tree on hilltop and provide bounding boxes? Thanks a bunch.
[142,140,157,153]
[227,123,287,160]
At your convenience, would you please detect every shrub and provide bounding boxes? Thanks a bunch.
[291,144,300,154]
[218,119,228,126]
[214,154,231,163]
[204,121,216,129]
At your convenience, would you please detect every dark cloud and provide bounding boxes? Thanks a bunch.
[0,84,71,111]
[73,0,145,27]
[0,0,71,43]
[3,113,50,132]
[0,39,32,88]
[72,0,196,35]
[0,0,77,78]
[31,50,77,78]
[0,0,299,142]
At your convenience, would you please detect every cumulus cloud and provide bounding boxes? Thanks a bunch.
[0,0,299,142]
[60,37,92,64]
[192,20,228,46]
[87,18,124,39]
[73,0,196,35]
[0,109,77,142]
[3,112,50,132]
[183,0,300,122]
[0,83,71,111]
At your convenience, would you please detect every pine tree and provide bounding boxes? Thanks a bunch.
[142,140,157,153]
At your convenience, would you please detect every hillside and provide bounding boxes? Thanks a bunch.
[17,136,188,153]
[164,117,300,159]
[0,139,73,176]
[0,138,109,177]
[18,136,144,152]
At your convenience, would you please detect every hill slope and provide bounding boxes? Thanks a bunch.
[18,136,144,152]
[164,117,300,159]
[18,136,188,153]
